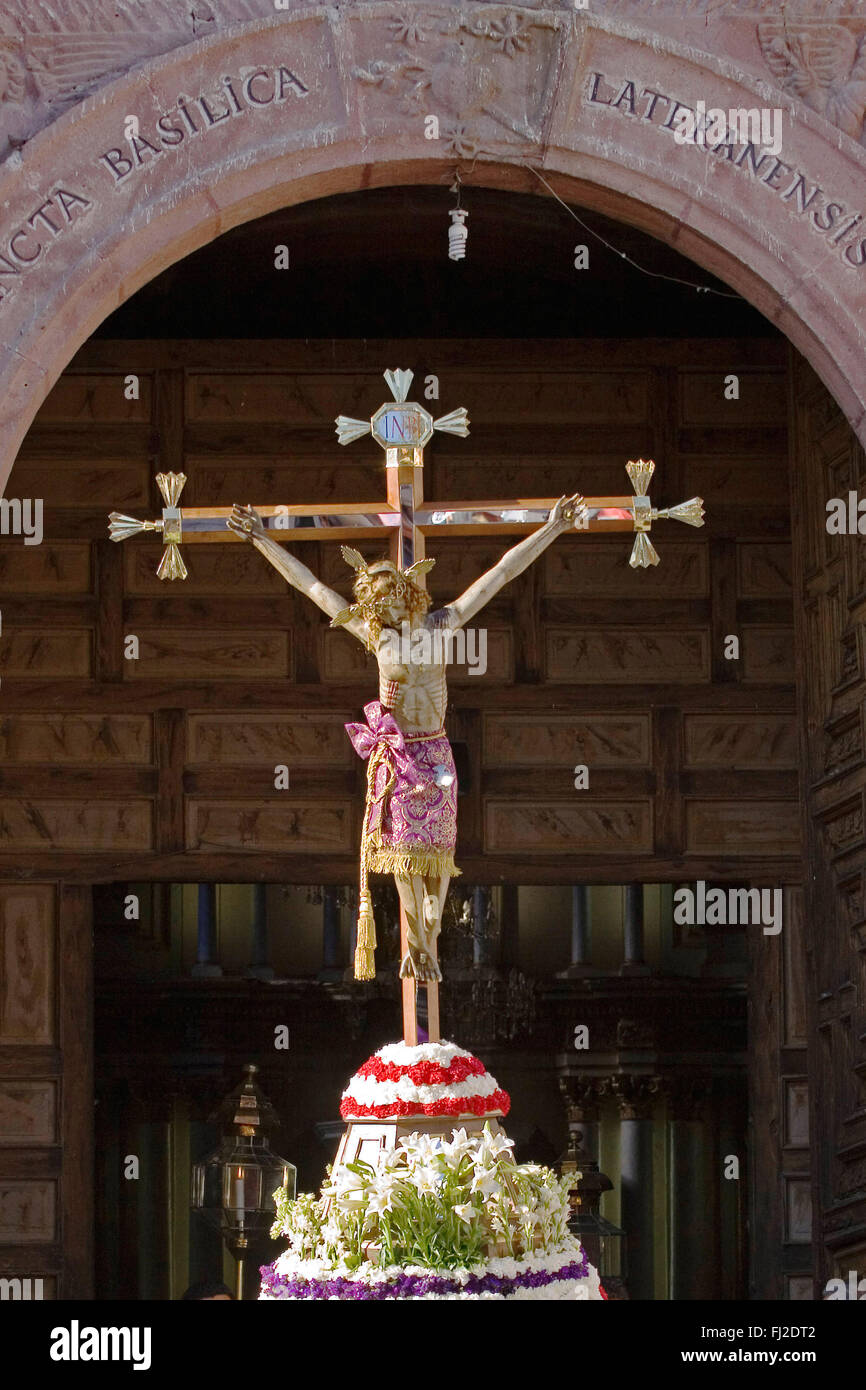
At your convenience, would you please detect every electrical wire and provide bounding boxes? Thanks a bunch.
[524,164,742,300]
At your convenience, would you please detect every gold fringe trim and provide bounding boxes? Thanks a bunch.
[367,846,460,879]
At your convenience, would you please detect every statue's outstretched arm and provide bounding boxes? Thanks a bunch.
[227,504,368,643]
[445,493,585,628]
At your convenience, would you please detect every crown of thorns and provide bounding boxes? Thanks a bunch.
[329,546,435,635]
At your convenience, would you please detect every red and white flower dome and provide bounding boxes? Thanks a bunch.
[340,1041,511,1120]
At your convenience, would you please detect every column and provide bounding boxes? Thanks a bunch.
[318,886,342,982]
[246,883,274,981]
[472,885,495,967]
[559,885,594,976]
[621,884,650,976]
[613,1075,659,1299]
[559,1075,602,1166]
[500,884,519,970]
[666,1076,713,1299]
[191,883,222,978]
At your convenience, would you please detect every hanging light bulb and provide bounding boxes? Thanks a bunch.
[448,207,468,261]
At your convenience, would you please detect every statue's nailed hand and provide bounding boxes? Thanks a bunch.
[549,493,587,531]
[227,503,266,542]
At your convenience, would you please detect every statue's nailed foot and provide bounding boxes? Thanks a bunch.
[399,949,442,983]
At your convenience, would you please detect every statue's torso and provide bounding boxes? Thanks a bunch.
[374,611,452,733]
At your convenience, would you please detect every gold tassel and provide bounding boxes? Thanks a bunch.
[354,888,377,981]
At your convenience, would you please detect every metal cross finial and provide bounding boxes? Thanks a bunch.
[335,368,469,452]
[108,471,189,580]
[625,459,705,568]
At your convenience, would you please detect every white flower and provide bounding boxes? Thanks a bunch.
[470,1170,502,1200]
[444,1128,476,1161]
[453,1203,476,1224]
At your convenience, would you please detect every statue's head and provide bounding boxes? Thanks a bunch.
[330,549,433,650]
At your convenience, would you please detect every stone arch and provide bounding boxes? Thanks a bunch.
[0,5,864,484]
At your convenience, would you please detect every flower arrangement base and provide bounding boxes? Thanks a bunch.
[260,1039,607,1301]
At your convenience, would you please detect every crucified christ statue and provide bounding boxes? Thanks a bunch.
[228,493,586,984]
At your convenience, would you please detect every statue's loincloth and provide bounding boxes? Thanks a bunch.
[345,700,459,879]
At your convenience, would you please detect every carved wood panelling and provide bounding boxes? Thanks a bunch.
[547,628,710,683]
[37,375,152,422]
[0,1182,56,1243]
[0,543,91,594]
[546,541,708,597]
[186,800,354,852]
[124,630,290,679]
[125,541,287,595]
[0,800,152,851]
[0,631,90,678]
[0,885,54,1044]
[185,370,651,425]
[685,800,801,855]
[0,715,151,764]
[741,626,796,682]
[12,467,150,515]
[685,458,787,508]
[188,713,355,765]
[485,800,652,853]
[483,714,650,768]
[737,543,792,598]
[0,1082,56,1145]
[679,370,787,427]
[684,714,797,769]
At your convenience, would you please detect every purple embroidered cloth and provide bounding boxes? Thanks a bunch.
[345,700,458,876]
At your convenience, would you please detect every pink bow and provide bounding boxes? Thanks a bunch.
[345,701,414,778]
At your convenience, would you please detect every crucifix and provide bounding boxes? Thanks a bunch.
[109,368,703,1046]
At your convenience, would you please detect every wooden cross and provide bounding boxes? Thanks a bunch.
[109,368,704,1045]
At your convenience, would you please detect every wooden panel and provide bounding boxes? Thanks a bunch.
[684,458,787,507]
[0,544,91,595]
[0,1181,55,1242]
[185,370,650,424]
[0,1082,56,1145]
[0,631,90,678]
[679,371,787,426]
[34,374,152,422]
[546,628,710,683]
[737,544,792,598]
[7,467,150,509]
[0,715,151,764]
[0,886,54,1044]
[785,1179,813,1243]
[483,714,650,767]
[546,542,708,597]
[0,802,152,850]
[684,714,798,769]
[485,800,652,853]
[186,800,353,852]
[685,800,801,854]
[124,630,290,679]
[125,541,286,595]
[741,626,796,682]
[188,712,355,765]
[437,457,646,502]
[785,1081,810,1147]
